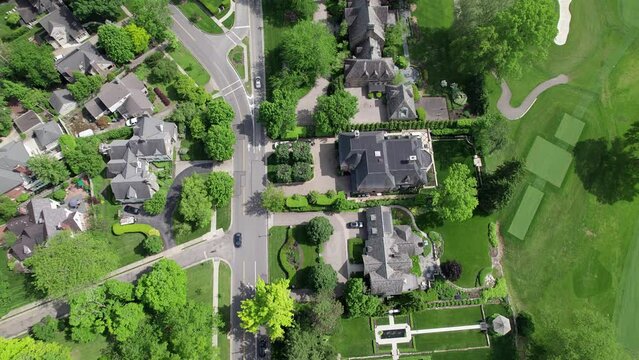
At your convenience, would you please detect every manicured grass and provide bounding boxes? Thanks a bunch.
[267,226,288,282]
[432,140,475,182]
[112,223,160,236]
[507,185,544,240]
[228,43,246,80]
[218,261,232,360]
[411,0,454,29]
[0,251,40,317]
[50,331,108,360]
[215,202,232,231]
[348,237,364,264]
[479,0,639,355]
[186,261,213,306]
[168,42,212,86]
[412,330,487,352]
[412,306,484,329]
[90,200,145,267]
[176,0,223,34]
[330,317,375,357]
[555,113,585,146]
[222,13,234,28]
[0,4,30,42]
[282,126,308,140]
[173,219,211,245]
[525,136,573,187]
[179,137,209,161]
[285,195,309,208]
[427,215,493,288]
[198,0,227,16]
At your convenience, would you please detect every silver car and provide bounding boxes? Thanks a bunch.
[254,76,262,89]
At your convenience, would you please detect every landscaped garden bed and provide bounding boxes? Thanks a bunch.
[267,225,320,288]
[348,237,364,264]
[268,141,314,184]
[112,223,160,236]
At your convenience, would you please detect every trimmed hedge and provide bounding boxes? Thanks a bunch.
[277,228,296,279]
[112,223,160,237]
[488,222,498,247]
[286,195,309,208]
[346,119,475,134]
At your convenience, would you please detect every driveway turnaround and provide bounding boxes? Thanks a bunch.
[497,74,569,120]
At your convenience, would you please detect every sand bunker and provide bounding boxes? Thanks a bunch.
[555,0,573,45]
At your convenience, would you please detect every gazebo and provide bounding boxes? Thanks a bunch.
[492,315,512,335]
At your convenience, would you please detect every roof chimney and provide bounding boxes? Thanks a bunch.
[409,155,417,162]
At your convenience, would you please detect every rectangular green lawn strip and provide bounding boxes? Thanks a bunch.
[330,317,375,357]
[508,186,545,240]
[525,136,573,187]
[267,226,288,282]
[217,262,232,360]
[412,307,484,329]
[186,261,213,306]
[216,202,231,231]
[413,330,487,352]
[348,237,364,264]
[168,42,212,86]
[176,0,223,34]
[554,113,585,146]
[411,0,454,29]
[222,13,235,28]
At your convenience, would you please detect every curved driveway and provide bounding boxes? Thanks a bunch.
[497,74,569,120]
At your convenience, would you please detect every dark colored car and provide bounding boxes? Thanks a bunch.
[347,221,364,228]
[257,337,268,358]
[233,233,242,248]
[123,206,140,215]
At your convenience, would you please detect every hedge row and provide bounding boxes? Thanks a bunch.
[347,119,475,133]
[426,298,482,308]
[112,223,160,237]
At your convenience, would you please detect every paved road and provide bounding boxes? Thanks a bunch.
[171,1,269,358]
[0,231,232,338]
[497,74,570,120]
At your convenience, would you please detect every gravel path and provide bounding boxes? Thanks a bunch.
[497,74,570,120]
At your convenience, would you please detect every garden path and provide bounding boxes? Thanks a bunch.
[496,74,569,120]
[411,324,482,335]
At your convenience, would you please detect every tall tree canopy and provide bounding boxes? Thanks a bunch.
[477,159,524,214]
[27,154,69,185]
[261,184,286,212]
[135,259,187,313]
[0,337,71,360]
[281,21,337,86]
[160,302,215,359]
[283,327,337,360]
[279,0,318,21]
[97,24,135,65]
[70,0,123,24]
[432,163,478,222]
[67,72,103,102]
[259,89,297,139]
[0,195,18,222]
[124,23,151,54]
[178,174,212,228]
[6,40,60,88]
[206,171,234,207]
[472,113,510,155]
[25,232,118,297]
[204,125,236,161]
[129,0,171,41]
[238,278,294,340]
[203,99,235,126]
[344,278,383,318]
[313,90,358,135]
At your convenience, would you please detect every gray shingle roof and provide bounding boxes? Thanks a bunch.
[33,121,63,149]
[344,58,395,89]
[386,84,417,120]
[56,43,114,82]
[345,0,389,59]
[362,206,424,296]
[0,141,30,194]
[13,110,43,134]
[49,89,76,113]
[38,6,87,43]
[338,131,434,193]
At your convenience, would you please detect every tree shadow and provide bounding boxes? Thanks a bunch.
[573,138,639,204]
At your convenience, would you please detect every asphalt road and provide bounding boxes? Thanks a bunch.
[171,2,269,358]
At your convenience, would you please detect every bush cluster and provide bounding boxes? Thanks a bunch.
[488,222,498,247]
[346,118,475,135]
[425,298,482,308]
[271,141,314,184]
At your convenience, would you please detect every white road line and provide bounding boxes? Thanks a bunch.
[173,19,195,41]
[220,79,242,92]
[204,251,208,259]
[253,261,257,283]
[234,25,249,29]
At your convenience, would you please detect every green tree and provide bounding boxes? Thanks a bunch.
[97,24,135,65]
[206,171,234,206]
[305,292,343,335]
[314,90,358,135]
[149,58,179,84]
[30,316,59,342]
[110,321,171,360]
[68,288,108,343]
[178,175,212,228]
[282,21,337,85]
[274,164,292,183]
[383,22,405,59]
[124,23,150,54]
[160,302,214,359]
[172,76,208,105]
[291,141,312,163]
[0,195,17,222]
[477,159,524,214]
[238,278,294,340]
[261,184,286,212]
[27,154,69,185]
[188,115,206,140]
[107,302,146,342]
[204,124,236,161]
[283,327,337,360]
[67,72,103,102]
[135,259,187,313]
[143,188,168,215]
[168,101,200,134]
[259,89,297,139]
[0,80,50,111]
[142,235,164,255]
[70,0,122,23]
[344,278,383,318]
[281,0,318,20]
[472,113,509,155]
[130,0,172,41]
[6,40,60,88]
[0,337,71,360]
[0,100,13,137]
[516,311,535,337]
[273,143,291,164]
[432,163,478,222]
[26,232,118,297]
[309,263,337,293]
[203,99,235,126]
[63,139,105,177]
[306,216,333,245]
[292,162,313,182]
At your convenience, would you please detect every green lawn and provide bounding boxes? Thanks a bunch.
[348,237,364,264]
[0,251,40,317]
[411,0,454,29]
[413,330,487,352]
[51,332,109,360]
[229,43,245,80]
[267,226,288,282]
[0,4,30,42]
[176,0,223,34]
[168,42,212,86]
[173,218,211,245]
[267,225,319,288]
[427,215,493,288]
[525,136,573,187]
[222,13,235,29]
[432,140,475,182]
[216,202,232,231]
[330,317,375,357]
[186,261,213,306]
[179,137,209,161]
[198,0,228,17]
[412,306,484,329]
[555,113,586,146]
[218,262,232,360]
[507,185,544,240]
[481,0,639,355]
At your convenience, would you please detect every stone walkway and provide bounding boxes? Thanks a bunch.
[411,324,482,335]
[496,74,570,120]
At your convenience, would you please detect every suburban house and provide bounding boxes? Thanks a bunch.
[49,89,78,116]
[13,111,64,157]
[17,0,55,25]
[38,5,88,48]
[55,42,115,83]
[0,141,45,199]
[338,131,437,194]
[5,198,87,261]
[386,84,417,120]
[84,73,154,121]
[101,115,177,203]
[344,0,397,92]
[362,206,425,296]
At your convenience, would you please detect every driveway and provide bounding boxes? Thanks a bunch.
[296,78,329,126]
[271,211,360,284]
[346,87,387,124]
[272,138,351,196]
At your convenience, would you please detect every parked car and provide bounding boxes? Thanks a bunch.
[347,221,364,229]
[233,233,242,248]
[125,117,139,127]
[119,216,136,225]
[254,76,262,89]
[257,337,268,358]
[123,205,140,215]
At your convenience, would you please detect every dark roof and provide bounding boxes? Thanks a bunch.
[17,0,54,23]
[49,89,76,113]
[362,206,424,296]
[386,84,417,120]
[13,110,43,133]
[56,43,114,81]
[39,6,87,43]
[338,131,434,193]
[345,0,389,59]
[344,58,395,87]
[33,121,63,149]
[0,141,30,194]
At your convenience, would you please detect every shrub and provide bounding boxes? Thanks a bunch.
[432,279,457,300]
[144,188,168,215]
[286,194,309,208]
[375,91,382,99]
[30,316,59,342]
[273,143,290,164]
[16,193,30,203]
[307,190,320,205]
[395,56,409,69]
[306,217,333,245]
[332,197,358,211]
[367,92,374,99]
[278,229,296,279]
[143,235,164,255]
[481,278,508,302]
[290,141,312,163]
[291,162,313,182]
[417,108,426,121]
[112,223,160,237]
[488,222,498,247]
[3,232,17,247]
[440,260,462,282]
[145,51,164,67]
[51,189,66,202]
[309,263,337,292]
[410,255,421,277]
[274,164,292,183]
[516,312,535,337]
